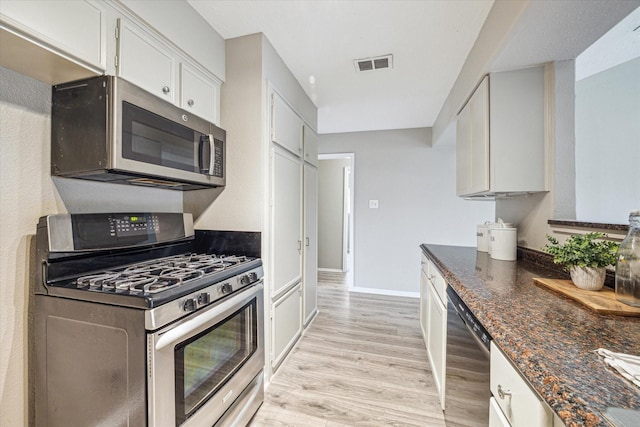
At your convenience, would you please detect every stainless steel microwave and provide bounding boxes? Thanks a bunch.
[51,76,225,190]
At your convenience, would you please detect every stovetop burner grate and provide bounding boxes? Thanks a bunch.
[71,253,251,295]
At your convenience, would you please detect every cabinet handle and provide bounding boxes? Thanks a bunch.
[298,240,302,252]
[497,384,512,400]
[305,237,310,247]
[162,86,171,94]
[187,99,195,107]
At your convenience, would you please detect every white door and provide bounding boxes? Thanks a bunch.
[303,163,318,325]
[271,283,302,370]
[271,146,303,297]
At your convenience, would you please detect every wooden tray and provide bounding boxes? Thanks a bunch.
[533,278,640,317]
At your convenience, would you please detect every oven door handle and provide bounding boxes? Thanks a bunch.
[154,282,263,351]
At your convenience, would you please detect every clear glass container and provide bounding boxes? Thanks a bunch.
[615,210,640,307]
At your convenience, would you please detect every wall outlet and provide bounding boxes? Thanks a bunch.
[369,200,379,209]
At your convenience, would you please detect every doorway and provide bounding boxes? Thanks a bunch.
[317,153,355,288]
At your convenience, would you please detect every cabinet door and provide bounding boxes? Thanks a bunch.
[427,283,447,410]
[490,397,511,427]
[456,102,472,196]
[303,164,318,325]
[271,146,303,297]
[0,0,106,70]
[116,18,175,103]
[272,93,303,156]
[420,268,430,343]
[180,63,220,124]
[271,283,302,370]
[469,76,490,194]
[303,125,319,166]
[490,342,552,427]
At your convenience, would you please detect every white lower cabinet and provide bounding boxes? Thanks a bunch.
[419,266,429,341]
[490,397,511,427]
[490,341,552,426]
[427,281,447,409]
[271,283,302,370]
[420,251,448,410]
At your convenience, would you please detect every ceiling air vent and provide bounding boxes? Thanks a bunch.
[354,54,393,72]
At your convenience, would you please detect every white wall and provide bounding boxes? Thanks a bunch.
[319,128,495,294]
[318,158,349,270]
[0,66,183,426]
[575,58,640,223]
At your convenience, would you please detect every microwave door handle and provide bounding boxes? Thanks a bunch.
[208,134,216,176]
[199,134,212,175]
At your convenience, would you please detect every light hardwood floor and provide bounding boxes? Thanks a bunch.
[249,272,445,426]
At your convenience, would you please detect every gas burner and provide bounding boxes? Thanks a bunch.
[71,253,252,296]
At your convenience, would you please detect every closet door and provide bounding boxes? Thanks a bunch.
[303,163,318,325]
[271,145,303,297]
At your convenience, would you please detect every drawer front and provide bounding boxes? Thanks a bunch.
[421,253,429,276]
[490,342,551,427]
[427,260,447,303]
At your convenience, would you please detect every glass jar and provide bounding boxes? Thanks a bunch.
[615,210,640,307]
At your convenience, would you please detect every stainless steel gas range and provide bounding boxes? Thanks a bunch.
[33,212,264,427]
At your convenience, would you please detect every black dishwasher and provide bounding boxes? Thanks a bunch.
[444,286,492,426]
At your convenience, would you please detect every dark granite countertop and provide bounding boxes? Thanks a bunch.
[420,244,640,427]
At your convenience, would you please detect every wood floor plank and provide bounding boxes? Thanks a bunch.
[249,273,445,426]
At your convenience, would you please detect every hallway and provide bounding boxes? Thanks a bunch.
[250,272,445,426]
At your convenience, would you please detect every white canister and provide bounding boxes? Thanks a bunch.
[477,223,490,252]
[490,227,517,261]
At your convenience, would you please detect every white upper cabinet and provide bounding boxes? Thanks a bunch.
[272,93,304,157]
[455,75,491,196]
[115,18,221,124]
[116,18,175,103]
[180,63,220,125]
[456,66,546,197]
[0,0,106,83]
[303,125,319,166]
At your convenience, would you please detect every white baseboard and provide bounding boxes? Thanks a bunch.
[318,268,344,272]
[349,286,419,299]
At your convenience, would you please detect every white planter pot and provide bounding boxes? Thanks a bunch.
[569,266,606,291]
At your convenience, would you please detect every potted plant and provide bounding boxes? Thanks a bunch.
[543,232,619,291]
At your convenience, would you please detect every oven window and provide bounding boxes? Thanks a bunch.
[122,102,201,173]
[174,300,257,424]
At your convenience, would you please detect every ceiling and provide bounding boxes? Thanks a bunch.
[188,0,639,136]
[188,0,494,134]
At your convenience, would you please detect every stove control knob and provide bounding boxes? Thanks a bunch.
[198,292,211,305]
[248,272,258,282]
[183,298,198,312]
[221,283,233,294]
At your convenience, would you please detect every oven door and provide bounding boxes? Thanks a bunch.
[148,282,264,427]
